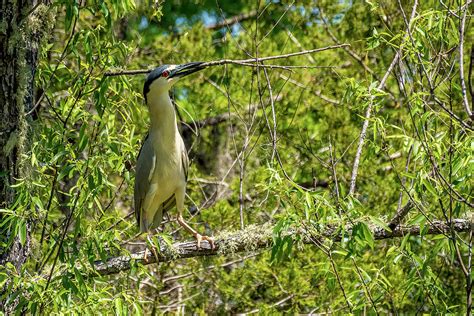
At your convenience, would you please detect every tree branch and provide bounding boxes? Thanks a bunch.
[92,218,472,276]
[469,45,474,108]
[103,44,349,77]
[388,201,414,229]
[317,5,379,81]
[206,10,258,30]
[458,0,473,119]
[179,95,282,134]
[348,0,418,195]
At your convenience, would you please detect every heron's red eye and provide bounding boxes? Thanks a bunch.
[162,71,169,78]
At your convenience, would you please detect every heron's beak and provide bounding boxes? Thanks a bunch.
[169,62,206,79]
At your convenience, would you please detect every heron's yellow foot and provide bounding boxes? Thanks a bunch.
[194,233,215,249]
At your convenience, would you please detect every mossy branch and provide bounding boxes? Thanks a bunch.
[92,218,472,276]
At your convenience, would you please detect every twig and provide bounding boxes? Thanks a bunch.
[318,6,380,81]
[258,2,293,45]
[469,46,474,107]
[103,45,349,77]
[90,218,472,276]
[352,257,379,315]
[243,294,295,314]
[459,1,473,119]
[348,0,418,195]
[432,97,472,130]
[200,45,349,67]
[26,13,79,117]
[390,146,414,230]
[467,229,472,315]
[329,139,340,201]
[286,29,315,63]
[440,0,460,18]
[279,74,340,105]
[206,10,257,30]
[304,228,353,312]
[389,202,415,230]
[162,253,258,284]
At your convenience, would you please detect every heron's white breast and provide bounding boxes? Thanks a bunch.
[148,130,186,206]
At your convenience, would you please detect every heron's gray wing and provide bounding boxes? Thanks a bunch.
[159,194,176,218]
[181,147,189,181]
[134,134,155,229]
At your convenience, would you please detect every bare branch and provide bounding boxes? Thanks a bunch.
[243,294,295,314]
[103,45,349,77]
[180,95,283,138]
[162,253,258,284]
[391,146,414,229]
[91,218,472,276]
[349,0,418,195]
[439,0,460,18]
[201,45,349,67]
[469,45,474,107]
[104,69,151,76]
[279,74,340,105]
[206,10,257,30]
[459,0,473,119]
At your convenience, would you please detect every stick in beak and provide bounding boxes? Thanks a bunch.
[169,62,206,79]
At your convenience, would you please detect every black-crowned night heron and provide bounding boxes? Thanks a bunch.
[135,62,215,249]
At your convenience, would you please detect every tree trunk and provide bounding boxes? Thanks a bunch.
[0,0,51,312]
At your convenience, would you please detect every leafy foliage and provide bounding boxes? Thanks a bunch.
[1,0,472,314]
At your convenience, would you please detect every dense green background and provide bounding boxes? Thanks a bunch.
[1,0,472,314]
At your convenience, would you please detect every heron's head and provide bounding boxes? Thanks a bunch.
[143,62,205,102]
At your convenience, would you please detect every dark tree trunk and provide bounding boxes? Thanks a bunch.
[0,0,51,312]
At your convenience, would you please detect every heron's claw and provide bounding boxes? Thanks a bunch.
[194,233,215,250]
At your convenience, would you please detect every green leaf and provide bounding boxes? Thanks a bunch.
[115,297,124,316]
[0,273,9,288]
[360,222,374,249]
[133,302,143,316]
[421,177,438,196]
[369,216,391,231]
[18,220,26,246]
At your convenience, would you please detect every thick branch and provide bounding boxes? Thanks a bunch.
[92,219,472,276]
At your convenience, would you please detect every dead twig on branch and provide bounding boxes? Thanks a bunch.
[91,218,472,276]
[388,201,415,230]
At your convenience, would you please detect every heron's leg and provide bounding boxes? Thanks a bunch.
[177,214,215,249]
[146,233,160,262]
[175,189,215,249]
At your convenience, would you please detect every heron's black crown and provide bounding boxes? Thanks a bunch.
[143,65,170,101]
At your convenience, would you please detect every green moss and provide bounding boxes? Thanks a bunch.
[216,223,273,255]
[14,4,55,178]
[162,242,181,260]
[3,131,19,155]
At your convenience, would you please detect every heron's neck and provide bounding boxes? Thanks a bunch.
[147,91,178,142]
